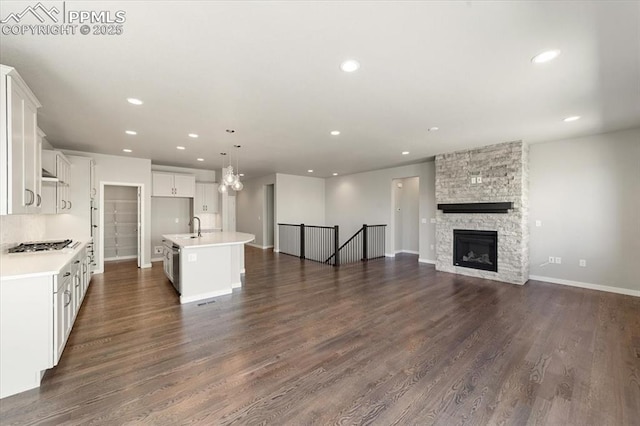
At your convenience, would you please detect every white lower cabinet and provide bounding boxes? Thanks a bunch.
[0,243,92,398]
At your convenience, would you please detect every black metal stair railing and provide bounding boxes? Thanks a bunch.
[277,223,386,267]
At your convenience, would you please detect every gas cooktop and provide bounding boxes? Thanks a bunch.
[8,239,73,253]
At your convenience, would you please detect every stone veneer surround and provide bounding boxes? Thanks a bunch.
[435,141,529,285]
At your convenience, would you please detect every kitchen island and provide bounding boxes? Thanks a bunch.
[162,232,255,304]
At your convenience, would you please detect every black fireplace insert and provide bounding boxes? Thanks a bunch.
[453,230,498,272]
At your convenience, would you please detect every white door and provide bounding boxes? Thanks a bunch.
[228,195,236,232]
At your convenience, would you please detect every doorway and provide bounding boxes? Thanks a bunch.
[392,177,420,256]
[264,184,274,248]
[99,182,144,272]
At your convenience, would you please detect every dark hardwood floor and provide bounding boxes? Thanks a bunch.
[1,248,638,425]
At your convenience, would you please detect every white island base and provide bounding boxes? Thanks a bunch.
[162,232,255,304]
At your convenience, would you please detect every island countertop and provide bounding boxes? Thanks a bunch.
[162,232,255,249]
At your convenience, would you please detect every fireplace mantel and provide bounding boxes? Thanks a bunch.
[437,202,513,214]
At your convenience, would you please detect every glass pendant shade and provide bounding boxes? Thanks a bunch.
[218,183,228,194]
[223,166,237,185]
[231,180,243,191]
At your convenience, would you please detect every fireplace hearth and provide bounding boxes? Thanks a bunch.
[453,230,498,272]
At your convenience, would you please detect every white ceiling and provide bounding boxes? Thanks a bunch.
[1,1,639,179]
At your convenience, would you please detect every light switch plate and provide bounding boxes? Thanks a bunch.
[421,218,427,224]
[476,176,482,183]
[549,256,555,264]
[535,220,542,227]
[471,177,476,184]
[430,218,436,224]
[579,259,586,267]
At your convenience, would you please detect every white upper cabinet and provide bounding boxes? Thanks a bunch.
[1,65,42,215]
[41,150,72,213]
[194,182,219,213]
[152,172,195,198]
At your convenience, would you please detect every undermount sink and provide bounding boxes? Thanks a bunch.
[174,235,200,239]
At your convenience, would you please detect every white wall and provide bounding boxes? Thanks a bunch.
[325,162,436,261]
[275,173,325,250]
[63,150,153,271]
[529,127,640,293]
[236,174,276,248]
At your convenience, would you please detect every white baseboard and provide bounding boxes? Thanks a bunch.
[529,275,639,297]
[273,249,280,253]
[141,263,152,269]
[241,268,245,274]
[232,281,242,289]
[385,252,395,257]
[247,243,273,250]
[418,258,436,264]
[180,289,231,304]
[400,250,419,255]
[151,257,163,263]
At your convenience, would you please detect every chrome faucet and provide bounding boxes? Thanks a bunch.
[189,216,202,237]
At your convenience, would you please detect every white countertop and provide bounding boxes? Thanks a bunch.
[0,239,91,280]
[162,232,255,249]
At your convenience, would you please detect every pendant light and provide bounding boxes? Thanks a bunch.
[231,145,243,191]
[218,152,229,194]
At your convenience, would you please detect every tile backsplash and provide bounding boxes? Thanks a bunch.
[0,215,46,249]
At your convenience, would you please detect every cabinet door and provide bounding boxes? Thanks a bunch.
[89,160,96,199]
[7,77,29,214]
[152,172,174,197]
[54,281,70,364]
[206,183,218,213]
[194,183,205,213]
[64,279,74,338]
[33,129,43,211]
[174,174,195,198]
[23,102,38,213]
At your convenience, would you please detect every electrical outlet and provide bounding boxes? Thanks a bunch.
[421,218,427,224]
[154,246,163,255]
[188,253,197,262]
[476,176,482,183]
[430,218,436,224]
[555,257,562,264]
[548,256,555,264]
[535,220,542,227]
[579,259,586,267]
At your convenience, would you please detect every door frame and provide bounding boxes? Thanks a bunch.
[98,181,145,273]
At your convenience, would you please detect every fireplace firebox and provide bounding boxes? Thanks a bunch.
[453,230,498,272]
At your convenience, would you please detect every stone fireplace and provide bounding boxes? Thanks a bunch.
[435,141,529,285]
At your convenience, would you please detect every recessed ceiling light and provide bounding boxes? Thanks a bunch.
[531,49,561,64]
[402,151,410,155]
[177,146,186,150]
[188,133,199,138]
[127,98,143,105]
[332,173,338,176]
[122,149,132,153]
[428,127,439,132]
[308,169,314,173]
[125,130,137,135]
[197,158,204,162]
[239,173,245,177]
[563,115,581,122]
[330,130,341,136]
[340,59,360,73]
